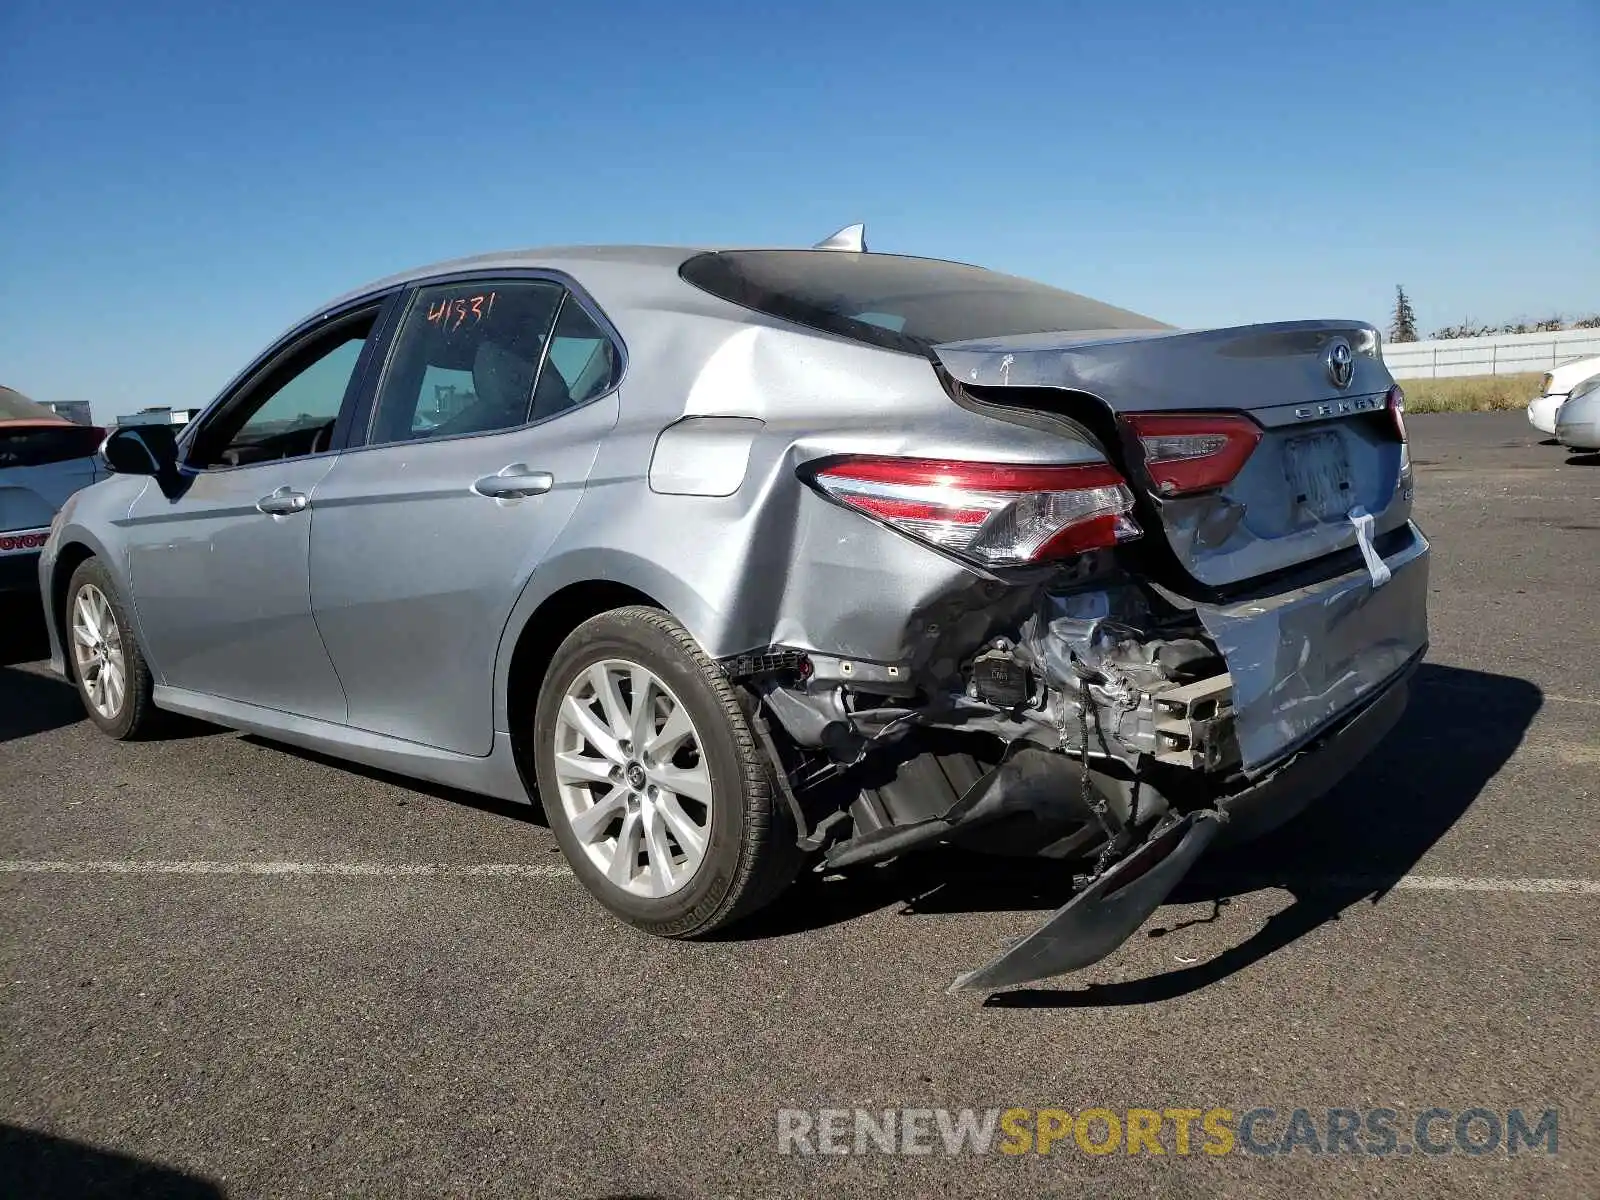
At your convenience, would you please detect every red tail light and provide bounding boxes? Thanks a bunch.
[804,456,1141,567]
[1386,384,1407,443]
[1122,413,1262,496]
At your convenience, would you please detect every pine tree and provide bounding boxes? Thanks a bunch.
[1390,286,1419,343]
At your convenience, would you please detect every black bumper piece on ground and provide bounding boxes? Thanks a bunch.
[947,811,1223,993]
[947,666,1415,994]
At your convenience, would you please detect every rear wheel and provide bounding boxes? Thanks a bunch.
[66,558,160,739]
[533,606,799,938]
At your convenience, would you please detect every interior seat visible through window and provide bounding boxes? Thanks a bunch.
[528,349,574,421]
[367,280,567,445]
[540,299,621,415]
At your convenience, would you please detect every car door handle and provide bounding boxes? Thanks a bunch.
[472,466,554,499]
[257,487,309,516]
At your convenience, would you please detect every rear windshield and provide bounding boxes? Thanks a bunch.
[680,250,1170,356]
[0,423,104,468]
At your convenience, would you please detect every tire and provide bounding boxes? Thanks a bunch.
[533,605,800,938]
[64,557,161,740]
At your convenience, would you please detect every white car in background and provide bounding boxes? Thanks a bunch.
[1554,371,1600,453]
[1528,355,1600,436]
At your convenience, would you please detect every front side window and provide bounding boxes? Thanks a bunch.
[368,280,568,445]
[680,250,1170,356]
[188,310,377,469]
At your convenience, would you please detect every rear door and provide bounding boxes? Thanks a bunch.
[123,298,393,720]
[308,275,623,755]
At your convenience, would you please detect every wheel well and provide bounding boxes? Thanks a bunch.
[50,542,98,676]
[504,580,663,799]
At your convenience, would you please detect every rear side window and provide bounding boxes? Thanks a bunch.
[680,250,1170,356]
[0,424,104,468]
[368,280,570,444]
[542,298,622,411]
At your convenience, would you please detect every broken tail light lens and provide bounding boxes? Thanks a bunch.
[1122,412,1263,496]
[803,456,1141,567]
[1387,384,1407,443]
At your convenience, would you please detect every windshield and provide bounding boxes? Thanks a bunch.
[680,250,1170,357]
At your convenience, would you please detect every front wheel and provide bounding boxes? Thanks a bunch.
[65,557,160,739]
[533,606,799,938]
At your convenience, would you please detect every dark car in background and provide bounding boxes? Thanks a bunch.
[1,386,105,593]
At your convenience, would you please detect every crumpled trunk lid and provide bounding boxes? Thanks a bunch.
[934,321,1413,590]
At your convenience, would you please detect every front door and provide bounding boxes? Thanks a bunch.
[308,277,623,754]
[124,304,384,721]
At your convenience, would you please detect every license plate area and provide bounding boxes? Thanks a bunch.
[1283,430,1353,522]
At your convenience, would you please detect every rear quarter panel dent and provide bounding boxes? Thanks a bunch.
[489,306,1114,731]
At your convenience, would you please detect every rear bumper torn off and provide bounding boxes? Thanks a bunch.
[950,811,1223,993]
[1194,522,1429,774]
[949,659,1415,992]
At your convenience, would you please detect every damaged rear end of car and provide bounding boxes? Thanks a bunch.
[673,249,1430,992]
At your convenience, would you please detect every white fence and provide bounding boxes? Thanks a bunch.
[1382,328,1600,379]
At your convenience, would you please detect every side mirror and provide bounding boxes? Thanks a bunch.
[101,424,179,476]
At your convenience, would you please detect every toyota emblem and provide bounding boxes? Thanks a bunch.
[1324,337,1355,389]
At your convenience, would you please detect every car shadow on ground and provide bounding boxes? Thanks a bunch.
[0,664,86,742]
[0,593,52,666]
[0,663,221,744]
[0,593,227,744]
[1,593,86,741]
[739,663,1541,1006]
[0,1124,224,1199]
[236,735,551,829]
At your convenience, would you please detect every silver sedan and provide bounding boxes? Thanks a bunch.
[40,231,1429,991]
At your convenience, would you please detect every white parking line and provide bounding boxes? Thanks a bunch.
[1331,875,1600,895]
[1,861,1598,894]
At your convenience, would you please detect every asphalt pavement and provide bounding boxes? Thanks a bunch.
[2,412,1596,1198]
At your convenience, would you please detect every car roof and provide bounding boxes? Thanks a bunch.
[319,244,709,314]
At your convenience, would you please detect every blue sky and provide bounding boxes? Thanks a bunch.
[2,0,1596,420]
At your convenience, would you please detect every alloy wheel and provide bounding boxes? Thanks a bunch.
[552,659,713,898]
[71,583,126,720]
